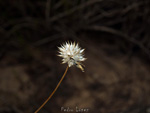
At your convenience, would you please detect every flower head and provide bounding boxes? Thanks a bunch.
[58,41,86,72]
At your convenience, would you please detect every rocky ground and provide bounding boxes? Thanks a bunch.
[0,36,150,113]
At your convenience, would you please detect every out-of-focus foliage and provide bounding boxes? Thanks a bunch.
[0,0,150,113]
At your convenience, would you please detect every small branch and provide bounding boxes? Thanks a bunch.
[49,0,103,22]
[88,2,143,24]
[85,25,150,58]
[45,0,51,22]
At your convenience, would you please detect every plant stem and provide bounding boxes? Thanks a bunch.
[34,66,69,113]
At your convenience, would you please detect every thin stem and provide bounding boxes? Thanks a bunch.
[34,66,69,113]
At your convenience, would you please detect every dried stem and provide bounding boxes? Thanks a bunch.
[34,66,69,113]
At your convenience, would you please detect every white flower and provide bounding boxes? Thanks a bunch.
[58,42,86,72]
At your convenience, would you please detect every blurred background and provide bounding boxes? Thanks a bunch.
[0,0,150,113]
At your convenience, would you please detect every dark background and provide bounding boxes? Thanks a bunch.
[0,0,150,113]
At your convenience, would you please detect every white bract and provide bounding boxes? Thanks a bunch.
[58,42,86,72]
